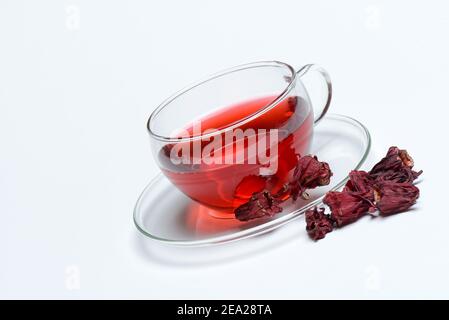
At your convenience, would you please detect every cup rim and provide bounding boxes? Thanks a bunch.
[147,61,297,143]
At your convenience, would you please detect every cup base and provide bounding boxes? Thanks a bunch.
[206,210,236,219]
[193,202,235,219]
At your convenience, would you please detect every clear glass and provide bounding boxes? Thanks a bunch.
[135,114,371,246]
[146,61,332,212]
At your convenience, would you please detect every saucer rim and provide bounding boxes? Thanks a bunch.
[134,113,371,246]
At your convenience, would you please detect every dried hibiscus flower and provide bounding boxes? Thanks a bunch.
[234,154,332,221]
[369,146,422,183]
[235,190,282,221]
[373,181,420,215]
[289,155,332,201]
[308,146,422,241]
[305,207,334,240]
[373,167,422,184]
[234,145,423,239]
[343,170,373,194]
[323,191,375,227]
[370,146,412,173]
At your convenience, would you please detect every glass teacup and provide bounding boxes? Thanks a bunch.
[147,61,332,213]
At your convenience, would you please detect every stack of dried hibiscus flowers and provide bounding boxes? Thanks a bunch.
[234,147,423,241]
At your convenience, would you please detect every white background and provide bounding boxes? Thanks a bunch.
[1,0,448,299]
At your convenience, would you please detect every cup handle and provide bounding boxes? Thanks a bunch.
[296,64,332,124]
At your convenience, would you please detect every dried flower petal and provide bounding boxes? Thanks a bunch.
[398,149,414,167]
[344,170,374,194]
[289,180,307,201]
[323,191,375,227]
[374,181,420,215]
[290,155,332,201]
[294,155,333,187]
[374,167,422,184]
[235,190,283,221]
[370,147,422,182]
[370,147,409,173]
[305,207,334,240]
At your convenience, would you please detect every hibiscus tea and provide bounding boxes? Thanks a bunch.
[158,95,314,211]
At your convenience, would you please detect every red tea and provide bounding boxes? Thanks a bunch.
[158,95,314,211]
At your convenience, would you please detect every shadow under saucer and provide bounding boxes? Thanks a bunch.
[132,217,309,268]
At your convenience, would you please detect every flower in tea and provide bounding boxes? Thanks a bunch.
[159,95,314,209]
[305,207,334,240]
[235,190,282,221]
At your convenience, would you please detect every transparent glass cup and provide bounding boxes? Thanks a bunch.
[147,61,332,214]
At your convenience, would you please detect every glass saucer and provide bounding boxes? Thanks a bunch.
[134,114,371,246]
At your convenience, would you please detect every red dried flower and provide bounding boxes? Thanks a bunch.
[288,180,307,201]
[305,207,334,240]
[306,147,422,241]
[323,191,375,227]
[374,167,422,184]
[398,148,414,167]
[370,146,422,182]
[235,190,283,221]
[234,155,332,221]
[370,147,411,173]
[344,170,374,194]
[374,181,420,215]
[290,155,332,201]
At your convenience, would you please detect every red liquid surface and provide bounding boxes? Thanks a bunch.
[159,95,314,211]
